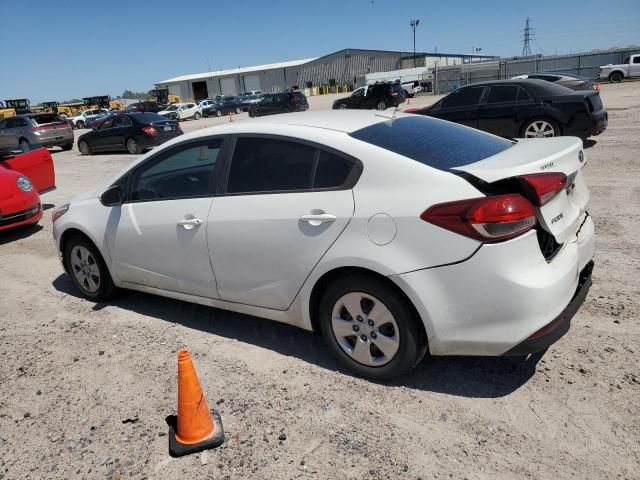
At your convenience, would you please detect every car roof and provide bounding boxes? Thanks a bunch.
[460,78,576,96]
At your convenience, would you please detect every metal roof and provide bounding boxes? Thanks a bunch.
[158,58,317,84]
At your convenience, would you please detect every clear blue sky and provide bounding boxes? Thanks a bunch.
[1,0,638,103]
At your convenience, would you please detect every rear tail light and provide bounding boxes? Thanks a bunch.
[421,194,536,242]
[519,172,567,206]
[403,107,421,113]
[142,126,159,136]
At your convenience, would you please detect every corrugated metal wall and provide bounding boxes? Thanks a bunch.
[433,46,640,94]
[292,50,402,89]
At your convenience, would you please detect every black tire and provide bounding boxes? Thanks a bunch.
[376,101,387,111]
[64,234,117,301]
[76,120,85,129]
[520,117,561,139]
[61,142,73,151]
[215,110,222,117]
[126,137,143,154]
[338,104,348,110]
[194,111,201,120]
[318,273,427,380]
[609,72,623,83]
[282,107,292,113]
[235,107,241,114]
[78,140,92,155]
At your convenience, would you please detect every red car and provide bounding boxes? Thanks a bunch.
[0,146,55,231]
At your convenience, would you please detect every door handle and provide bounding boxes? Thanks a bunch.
[299,213,336,226]
[177,217,203,229]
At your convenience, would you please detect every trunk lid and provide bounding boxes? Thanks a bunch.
[453,137,589,244]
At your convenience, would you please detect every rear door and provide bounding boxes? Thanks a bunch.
[208,136,358,310]
[431,86,485,128]
[478,85,532,137]
[454,136,588,245]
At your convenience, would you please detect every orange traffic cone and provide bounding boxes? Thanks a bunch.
[167,349,224,457]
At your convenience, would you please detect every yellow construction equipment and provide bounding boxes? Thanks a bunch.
[149,88,180,105]
[57,102,84,118]
[0,101,17,119]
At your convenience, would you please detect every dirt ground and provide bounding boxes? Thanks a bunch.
[0,83,639,480]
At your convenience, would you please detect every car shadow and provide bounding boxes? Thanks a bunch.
[52,274,543,398]
[583,139,597,149]
[0,224,43,245]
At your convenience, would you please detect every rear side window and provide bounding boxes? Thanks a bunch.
[442,86,485,108]
[486,85,519,104]
[314,151,353,188]
[350,116,513,170]
[227,138,316,193]
[634,57,640,64]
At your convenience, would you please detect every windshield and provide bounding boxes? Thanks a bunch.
[350,116,513,171]
[165,105,179,111]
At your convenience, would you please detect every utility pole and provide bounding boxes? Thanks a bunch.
[410,19,420,67]
[522,17,534,57]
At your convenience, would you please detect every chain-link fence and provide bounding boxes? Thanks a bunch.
[433,46,640,94]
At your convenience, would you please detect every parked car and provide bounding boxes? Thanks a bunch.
[86,111,120,129]
[1,141,56,231]
[597,53,640,83]
[77,112,182,155]
[332,82,406,111]
[198,99,218,110]
[239,94,264,112]
[248,92,308,117]
[125,101,164,113]
[0,113,74,150]
[68,109,110,129]
[241,90,263,96]
[511,73,595,91]
[52,110,594,380]
[158,103,202,121]
[406,79,607,140]
[401,80,423,97]
[202,97,242,117]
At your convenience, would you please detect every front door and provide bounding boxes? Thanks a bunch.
[98,115,132,150]
[630,55,640,78]
[432,85,485,129]
[91,117,116,150]
[107,138,225,298]
[208,136,357,310]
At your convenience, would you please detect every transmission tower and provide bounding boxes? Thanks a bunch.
[522,17,534,57]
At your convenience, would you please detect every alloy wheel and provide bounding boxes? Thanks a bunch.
[525,120,555,138]
[331,292,400,366]
[126,138,138,154]
[70,245,101,293]
[376,101,387,111]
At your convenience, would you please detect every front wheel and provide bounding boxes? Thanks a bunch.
[194,111,201,120]
[522,118,560,138]
[64,235,116,301]
[76,120,85,129]
[126,137,143,154]
[376,101,387,111]
[318,274,426,380]
[235,107,241,114]
[78,140,92,155]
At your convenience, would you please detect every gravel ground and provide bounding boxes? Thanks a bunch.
[0,83,638,480]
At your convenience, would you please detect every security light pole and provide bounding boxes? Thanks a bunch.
[410,19,420,67]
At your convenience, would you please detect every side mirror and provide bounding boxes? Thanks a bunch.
[100,185,123,206]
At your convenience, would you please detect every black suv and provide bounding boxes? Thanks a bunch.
[248,92,309,117]
[332,83,405,111]
[202,96,243,117]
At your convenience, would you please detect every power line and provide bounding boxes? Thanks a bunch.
[522,17,534,57]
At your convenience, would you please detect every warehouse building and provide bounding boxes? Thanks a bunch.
[156,48,495,100]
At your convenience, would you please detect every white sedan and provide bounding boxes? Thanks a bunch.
[158,103,202,121]
[51,111,594,379]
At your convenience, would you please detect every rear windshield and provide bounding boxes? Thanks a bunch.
[350,116,513,170]
[132,112,167,123]
[32,114,65,124]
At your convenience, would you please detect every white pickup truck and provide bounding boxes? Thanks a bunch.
[597,54,640,83]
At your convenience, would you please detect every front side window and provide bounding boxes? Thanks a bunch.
[485,85,519,104]
[130,140,222,201]
[352,88,365,97]
[442,87,485,108]
[113,116,132,127]
[99,118,114,130]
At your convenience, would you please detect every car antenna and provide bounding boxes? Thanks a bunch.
[374,106,399,121]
